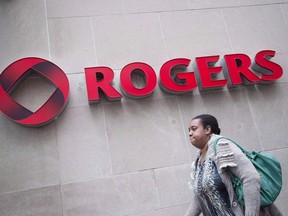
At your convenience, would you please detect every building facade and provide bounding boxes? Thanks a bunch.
[1,0,288,215]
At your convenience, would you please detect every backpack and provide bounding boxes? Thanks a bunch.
[213,136,282,207]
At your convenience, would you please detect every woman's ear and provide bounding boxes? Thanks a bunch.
[205,126,211,134]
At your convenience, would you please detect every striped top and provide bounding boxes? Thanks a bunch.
[193,153,235,215]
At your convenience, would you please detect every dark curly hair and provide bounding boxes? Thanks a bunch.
[192,114,221,135]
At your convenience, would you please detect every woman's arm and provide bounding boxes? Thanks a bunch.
[228,142,261,215]
[184,161,202,216]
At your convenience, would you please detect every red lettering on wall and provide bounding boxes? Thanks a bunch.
[223,53,261,87]
[159,58,197,94]
[195,55,227,91]
[120,62,157,98]
[252,50,283,81]
[84,50,283,103]
[85,67,122,103]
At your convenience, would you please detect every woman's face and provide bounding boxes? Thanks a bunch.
[188,118,211,149]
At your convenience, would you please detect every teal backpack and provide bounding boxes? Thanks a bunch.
[213,136,282,207]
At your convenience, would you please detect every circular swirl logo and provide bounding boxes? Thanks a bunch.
[0,57,69,127]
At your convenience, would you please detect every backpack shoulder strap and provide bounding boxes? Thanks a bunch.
[212,136,238,169]
[213,136,247,156]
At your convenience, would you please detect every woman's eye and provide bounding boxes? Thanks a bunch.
[188,127,196,132]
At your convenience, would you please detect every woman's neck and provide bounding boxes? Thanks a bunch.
[199,135,211,164]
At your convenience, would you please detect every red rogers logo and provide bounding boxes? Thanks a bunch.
[0,57,70,127]
[0,50,284,127]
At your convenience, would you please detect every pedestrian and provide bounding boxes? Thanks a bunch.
[184,114,282,216]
